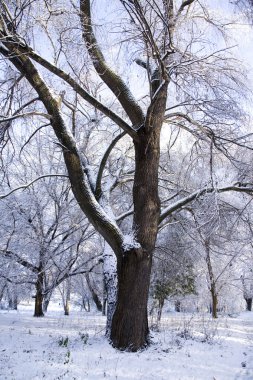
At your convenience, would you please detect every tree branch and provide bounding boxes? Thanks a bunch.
[0,111,51,123]
[159,184,253,224]
[0,41,125,257]
[95,132,126,200]
[0,174,69,200]
[80,0,144,127]
[0,43,137,139]
[0,250,39,273]
[176,0,195,20]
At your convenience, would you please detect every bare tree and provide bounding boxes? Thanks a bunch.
[0,0,253,350]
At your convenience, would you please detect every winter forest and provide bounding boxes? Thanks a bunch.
[1,0,253,379]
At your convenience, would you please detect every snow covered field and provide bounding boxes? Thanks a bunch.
[0,307,253,380]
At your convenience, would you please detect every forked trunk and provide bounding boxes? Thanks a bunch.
[110,248,152,351]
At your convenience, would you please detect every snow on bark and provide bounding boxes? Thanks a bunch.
[122,233,141,252]
[103,242,117,336]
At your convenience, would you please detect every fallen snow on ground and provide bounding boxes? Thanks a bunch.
[0,307,253,380]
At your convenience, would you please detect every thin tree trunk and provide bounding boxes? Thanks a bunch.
[102,275,107,316]
[34,271,44,317]
[157,298,165,323]
[7,286,18,310]
[85,273,102,312]
[43,298,50,313]
[205,239,218,319]
[64,278,71,316]
[43,290,52,313]
[246,298,252,311]
[211,287,218,318]
[0,284,6,304]
[175,300,181,312]
[82,297,90,312]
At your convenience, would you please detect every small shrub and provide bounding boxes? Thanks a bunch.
[58,336,69,347]
[64,350,71,365]
[79,332,89,345]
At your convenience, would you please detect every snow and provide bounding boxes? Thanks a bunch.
[122,234,141,251]
[0,305,253,380]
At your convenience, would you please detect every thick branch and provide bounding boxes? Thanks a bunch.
[80,0,144,127]
[0,250,38,273]
[0,43,137,139]
[0,43,125,257]
[176,0,195,19]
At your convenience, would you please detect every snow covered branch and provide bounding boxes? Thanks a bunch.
[159,184,253,224]
[0,175,69,200]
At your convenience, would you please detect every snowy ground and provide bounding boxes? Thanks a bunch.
[0,306,253,380]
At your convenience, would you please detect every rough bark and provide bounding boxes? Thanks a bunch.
[110,85,168,350]
[110,248,152,351]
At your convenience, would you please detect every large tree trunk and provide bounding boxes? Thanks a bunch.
[34,272,44,317]
[110,94,167,350]
[110,248,152,351]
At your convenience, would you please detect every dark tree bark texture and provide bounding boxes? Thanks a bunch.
[210,288,218,319]
[110,248,152,350]
[246,298,252,311]
[110,85,168,349]
[34,272,44,317]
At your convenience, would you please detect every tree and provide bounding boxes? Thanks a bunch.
[0,160,98,316]
[0,0,253,351]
